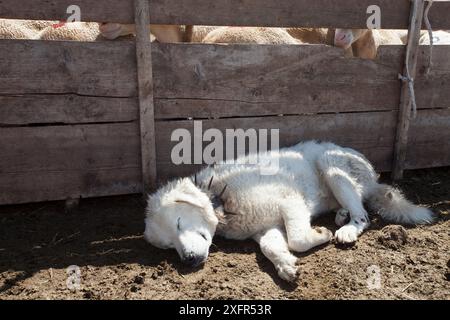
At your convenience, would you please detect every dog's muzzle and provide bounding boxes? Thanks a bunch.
[182,252,206,267]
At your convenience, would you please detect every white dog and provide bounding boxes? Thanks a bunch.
[144,141,434,281]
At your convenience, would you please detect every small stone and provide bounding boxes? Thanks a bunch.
[226,261,237,268]
[130,285,139,292]
[444,272,450,281]
[134,275,144,285]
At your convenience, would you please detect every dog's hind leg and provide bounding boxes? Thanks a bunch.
[253,227,299,282]
[280,199,333,253]
[318,163,370,243]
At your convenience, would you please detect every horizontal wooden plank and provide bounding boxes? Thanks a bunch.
[154,111,398,181]
[154,109,450,182]
[407,108,450,169]
[0,0,449,29]
[0,123,141,204]
[153,44,403,119]
[0,41,403,120]
[0,40,138,97]
[0,95,138,125]
[415,45,450,110]
[1,109,448,204]
[0,168,141,205]
[2,41,449,125]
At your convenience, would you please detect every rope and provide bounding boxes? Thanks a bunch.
[399,0,419,119]
[423,0,434,74]
[398,74,417,119]
[399,0,434,119]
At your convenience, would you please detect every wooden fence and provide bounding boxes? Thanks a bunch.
[0,0,449,204]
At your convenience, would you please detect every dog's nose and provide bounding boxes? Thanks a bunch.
[182,253,204,267]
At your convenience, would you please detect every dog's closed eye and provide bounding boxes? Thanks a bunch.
[177,217,181,231]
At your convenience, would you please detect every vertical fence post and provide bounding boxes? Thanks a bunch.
[392,0,425,180]
[134,0,157,194]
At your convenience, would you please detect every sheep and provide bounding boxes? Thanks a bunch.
[334,29,403,59]
[188,26,219,43]
[183,26,333,45]
[19,20,58,32]
[419,30,450,45]
[0,19,39,39]
[38,22,102,41]
[392,30,409,44]
[99,23,184,42]
[191,26,335,45]
[285,27,334,45]
[201,27,301,44]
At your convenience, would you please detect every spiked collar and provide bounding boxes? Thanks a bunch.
[192,174,236,216]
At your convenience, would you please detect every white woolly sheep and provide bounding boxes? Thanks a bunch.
[0,19,39,39]
[99,23,184,42]
[38,22,102,41]
[19,20,58,32]
[334,29,403,59]
[286,27,334,45]
[187,26,218,43]
[202,27,301,44]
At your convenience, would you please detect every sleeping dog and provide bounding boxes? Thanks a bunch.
[144,141,434,281]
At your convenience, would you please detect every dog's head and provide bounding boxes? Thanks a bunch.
[144,178,218,267]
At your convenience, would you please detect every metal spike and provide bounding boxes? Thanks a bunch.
[218,184,228,198]
[208,176,214,190]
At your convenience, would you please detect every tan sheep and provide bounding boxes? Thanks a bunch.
[334,29,403,59]
[0,19,38,39]
[286,27,334,45]
[38,22,102,41]
[187,26,219,43]
[19,20,58,32]
[99,23,184,42]
[201,27,301,44]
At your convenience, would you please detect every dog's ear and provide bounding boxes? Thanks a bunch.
[174,194,205,210]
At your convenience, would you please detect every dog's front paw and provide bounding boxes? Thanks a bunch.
[335,224,359,243]
[314,226,333,242]
[276,257,299,282]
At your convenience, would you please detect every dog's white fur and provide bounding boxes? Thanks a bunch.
[144,141,434,281]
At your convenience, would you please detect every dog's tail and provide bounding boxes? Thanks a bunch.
[365,183,435,225]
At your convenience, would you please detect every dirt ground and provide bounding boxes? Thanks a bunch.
[0,167,449,300]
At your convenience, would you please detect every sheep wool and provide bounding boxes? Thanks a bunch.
[39,22,102,41]
[0,19,39,39]
[202,27,301,45]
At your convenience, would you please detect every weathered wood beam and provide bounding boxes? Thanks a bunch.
[134,0,157,194]
[392,0,426,180]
